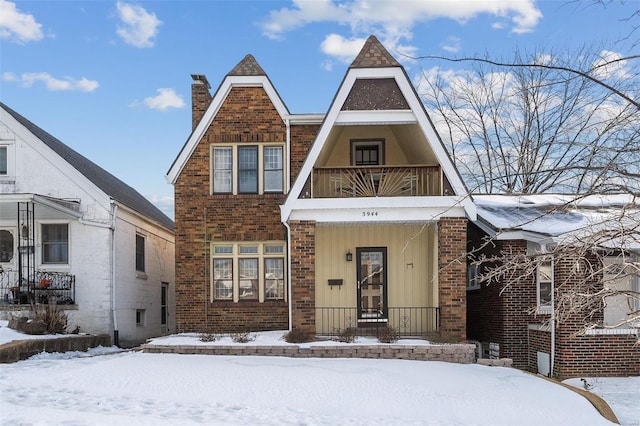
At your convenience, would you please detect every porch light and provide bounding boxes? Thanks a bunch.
[346,250,353,262]
[21,224,28,239]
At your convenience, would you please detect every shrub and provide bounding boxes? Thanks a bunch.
[376,326,399,343]
[33,304,68,334]
[199,332,217,342]
[283,329,314,343]
[231,331,256,343]
[333,327,357,343]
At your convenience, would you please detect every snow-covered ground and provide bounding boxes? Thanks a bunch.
[0,324,637,425]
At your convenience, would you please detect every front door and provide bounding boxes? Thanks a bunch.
[356,247,387,321]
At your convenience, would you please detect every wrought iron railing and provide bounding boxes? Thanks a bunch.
[315,307,439,337]
[0,268,75,305]
[312,165,441,198]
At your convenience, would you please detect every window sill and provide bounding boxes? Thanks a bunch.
[536,307,552,315]
[136,271,148,280]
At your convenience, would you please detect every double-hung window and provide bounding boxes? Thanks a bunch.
[211,242,286,302]
[238,146,258,193]
[136,234,145,272]
[0,146,7,175]
[212,147,233,193]
[42,224,69,264]
[537,257,553,312]
[211,145,284,194]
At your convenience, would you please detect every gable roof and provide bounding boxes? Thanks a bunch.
[167,54,289,184]
[350,35,401,68]
[1,102,174,231]
[281,35,475,222]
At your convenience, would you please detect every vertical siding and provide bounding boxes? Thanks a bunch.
[315,223,436,308]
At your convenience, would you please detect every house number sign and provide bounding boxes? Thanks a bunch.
[362,211,379,217]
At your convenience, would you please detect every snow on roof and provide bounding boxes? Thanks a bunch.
[475,194,639,240]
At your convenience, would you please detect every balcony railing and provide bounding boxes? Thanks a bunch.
[312,165,441,198]
[315,307,439,337]
[0,269,75,305]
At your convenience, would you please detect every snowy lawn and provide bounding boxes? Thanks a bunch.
[0,324,636,425]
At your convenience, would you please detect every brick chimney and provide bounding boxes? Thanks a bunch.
[190,74,212,130]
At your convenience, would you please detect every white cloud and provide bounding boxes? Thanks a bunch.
[320,34,367,63]
[440,36,461,54]
[262,0,542,59]
[3,72,99,92]
[0,0,43,43]
[141,88,185,111]
[116,1,161,48]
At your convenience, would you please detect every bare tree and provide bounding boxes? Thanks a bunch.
[418,47,640,334]
[419,48,640,195]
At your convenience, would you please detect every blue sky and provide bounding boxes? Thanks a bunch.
[1,0,637,219]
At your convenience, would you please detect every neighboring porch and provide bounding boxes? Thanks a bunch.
[0,194,81,307]
[0,268,75,305]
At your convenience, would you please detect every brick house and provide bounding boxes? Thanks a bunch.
[167,36,475,340]
[468,195,639,379]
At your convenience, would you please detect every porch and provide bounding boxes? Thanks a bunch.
[316,306,439,338]
[312,165,441,198]
[0,268,75,305]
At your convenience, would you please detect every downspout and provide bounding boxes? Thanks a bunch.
[284,117,292,331]
[550,259,555,377]
[110,201,119,347]
[284,221,292,331]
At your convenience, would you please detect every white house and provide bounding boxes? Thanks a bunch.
[0,102,175,347]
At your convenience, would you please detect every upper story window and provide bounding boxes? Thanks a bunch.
[537,257,553,313]
[42,224,68,264]
[211,144,284,195]
[351,139,384,166]
[0,146,7,175]
[136,234,145,272]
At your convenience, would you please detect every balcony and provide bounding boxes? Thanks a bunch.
[312,165,441,198]
[0,268,75,305]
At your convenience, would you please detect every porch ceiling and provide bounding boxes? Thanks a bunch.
[0,194,82,221]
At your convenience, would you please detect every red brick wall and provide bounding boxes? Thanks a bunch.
[438,217,468,342]
[289,220,316,334]
[175,86,289,333]
[528,328,551,373]
[192,81,212,130]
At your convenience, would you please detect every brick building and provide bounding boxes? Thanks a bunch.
[167,36,475,341]
[468,195,639,379]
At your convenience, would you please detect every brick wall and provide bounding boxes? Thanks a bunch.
[438,217,467,342]
[528,328,551,373]
[191,80,212,130]
[175,86,289,333]
[289,220,316,334]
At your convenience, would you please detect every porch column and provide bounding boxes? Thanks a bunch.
[438,217,468,342]
[289,220,316,334]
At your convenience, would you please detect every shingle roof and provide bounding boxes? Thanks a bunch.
[350,35,401,68]
[227,54,267,76]
[1,102,174,231]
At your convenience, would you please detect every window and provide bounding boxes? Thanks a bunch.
[0,230,14,262]
[136,309,146,326]
[42,224,68,264]
[351,139,384,166]
[211,145,284,195]
[466,263,481,291]
[0,146,7,175]
[265,258,284,300]
[213,258,233,300]
[211,242,286,302]
[264,146,283,192]
[212,147,232,193]
[537,258,553,311]
[136,234,145,272]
